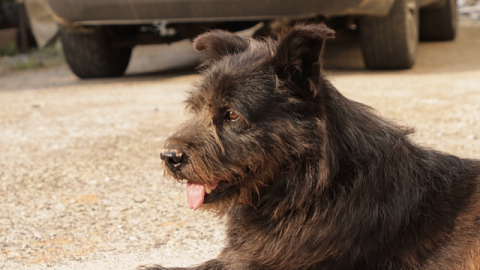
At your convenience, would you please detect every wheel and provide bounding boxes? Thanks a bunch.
[420,0,457,41]
[360,0,419,70]
[60,28,132,79]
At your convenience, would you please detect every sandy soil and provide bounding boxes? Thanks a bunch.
[0,22,479,269]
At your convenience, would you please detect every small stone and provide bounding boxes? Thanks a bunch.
[134,196,146,203]
[154,242,166,248]
[88,180,98,185]
[7,252,20,259]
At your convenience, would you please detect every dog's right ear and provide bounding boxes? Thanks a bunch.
[273,24,335,97]
[193,30,250,65]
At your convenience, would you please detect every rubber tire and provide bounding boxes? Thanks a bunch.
[420,0,457,41]
[61,28,132,79]
[360,0,419,70]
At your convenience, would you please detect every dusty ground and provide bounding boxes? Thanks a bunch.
[0,22,479,269]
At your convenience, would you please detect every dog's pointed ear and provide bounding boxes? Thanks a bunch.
[193,30,250,65]
[273,24,335,96]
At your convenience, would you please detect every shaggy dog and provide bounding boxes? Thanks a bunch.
[144,24,480,270]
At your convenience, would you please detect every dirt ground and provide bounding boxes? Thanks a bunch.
[0,22,479,269]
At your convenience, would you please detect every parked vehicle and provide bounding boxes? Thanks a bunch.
[45,0,457,78]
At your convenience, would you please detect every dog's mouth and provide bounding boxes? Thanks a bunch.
[186,180,237,210]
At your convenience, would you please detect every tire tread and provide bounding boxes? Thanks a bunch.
[360,0,419,70]
[61,28,132,79]
[420,0,457,41]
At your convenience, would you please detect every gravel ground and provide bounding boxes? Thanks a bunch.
[0,22,480,269]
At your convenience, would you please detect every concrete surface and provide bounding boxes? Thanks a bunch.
[1,22,480,269]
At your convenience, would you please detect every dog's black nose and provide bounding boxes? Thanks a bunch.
[160,147,185,170]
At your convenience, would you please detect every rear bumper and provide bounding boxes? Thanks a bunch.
[45,0,394,25]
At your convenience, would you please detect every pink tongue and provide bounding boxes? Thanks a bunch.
[186,182,205,210]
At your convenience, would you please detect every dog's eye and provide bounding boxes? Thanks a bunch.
[226,111,239,122]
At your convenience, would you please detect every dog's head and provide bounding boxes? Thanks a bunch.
[160,24,334,213]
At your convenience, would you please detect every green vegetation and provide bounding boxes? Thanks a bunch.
[0,41,18,57]
[0,39,65,74]
[14,57,44,70]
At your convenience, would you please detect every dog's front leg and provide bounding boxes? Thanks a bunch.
[137,259,228,270]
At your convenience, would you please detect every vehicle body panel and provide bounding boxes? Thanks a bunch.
[45,0,396,25]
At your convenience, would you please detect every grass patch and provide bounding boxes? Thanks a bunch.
[0,42,18,57]
[14,57,44,70]
[0,39,65,74]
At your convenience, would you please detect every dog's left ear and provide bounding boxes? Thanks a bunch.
[193,30,249,65]
[273,24,335,96]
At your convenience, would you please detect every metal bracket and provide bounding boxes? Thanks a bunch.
[152,20,176,37]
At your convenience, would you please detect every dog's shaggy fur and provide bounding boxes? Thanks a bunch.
[145,24,480,270]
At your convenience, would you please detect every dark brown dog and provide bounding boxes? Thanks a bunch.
[143,24,480,270]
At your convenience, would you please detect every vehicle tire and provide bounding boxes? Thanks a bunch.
[360,0,419,69]
[60,28,132,79]
[419,0,457,41]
